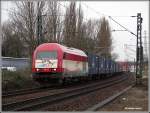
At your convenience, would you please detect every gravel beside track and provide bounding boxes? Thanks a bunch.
[40,72,135,111]
[2,77,116,104]
[86,85,134,111]
[2,72,134,111]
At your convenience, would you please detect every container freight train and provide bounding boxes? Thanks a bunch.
[32,43,124,85]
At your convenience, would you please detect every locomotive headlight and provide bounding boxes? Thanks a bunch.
[53,68,56,71]
[36,68,39,71]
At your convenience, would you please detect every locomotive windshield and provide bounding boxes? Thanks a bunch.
[36,51,57,59]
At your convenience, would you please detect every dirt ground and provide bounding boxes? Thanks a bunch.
[99,76,148,111]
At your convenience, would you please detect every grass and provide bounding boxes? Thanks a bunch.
[141,64,148,79]
[2,68,40,92]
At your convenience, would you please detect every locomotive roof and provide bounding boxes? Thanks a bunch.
[37,43,87,57]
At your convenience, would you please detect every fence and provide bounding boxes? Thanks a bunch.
[1,57,30,71]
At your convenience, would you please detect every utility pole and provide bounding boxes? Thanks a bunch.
[143,31,148,62]
[136,13,143,84]
[111,14,144,84]
[36,2,43,45]
[134,58,136,73]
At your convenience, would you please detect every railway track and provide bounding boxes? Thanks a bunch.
[3,74,128,111]
[2,73,124,98]
[2,85,60,98]
[3,87,43,98]
[2,75,116,98]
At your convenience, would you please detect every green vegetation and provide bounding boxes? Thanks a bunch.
[2,68,39,92]
[143,63,148,77]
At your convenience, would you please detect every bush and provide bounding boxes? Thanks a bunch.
[2,68,39,92]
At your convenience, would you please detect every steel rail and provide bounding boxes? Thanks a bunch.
[2,73,123,98]
[2,85,58,98]
[3,74,127,111]
[3,87,42,98]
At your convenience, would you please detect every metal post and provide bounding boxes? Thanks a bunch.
[134,58,136,73]
[136,13,143,84]
[36,2,43,45]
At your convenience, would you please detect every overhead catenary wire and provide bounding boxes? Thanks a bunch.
[82,3,107,17]
[2,3,89,34]
[3,2,139,41]
[57,2,89,22]
[83,2,138,61]
[108,16,137,37]
[82,3,137,37]
[82,2,138,62]
[124,47,135,61]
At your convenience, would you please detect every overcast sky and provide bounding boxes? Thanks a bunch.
[1,1,149,61]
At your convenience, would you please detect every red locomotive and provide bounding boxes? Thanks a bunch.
[32,43,88,84]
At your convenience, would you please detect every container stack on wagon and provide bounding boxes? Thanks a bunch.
[86,53,122,77]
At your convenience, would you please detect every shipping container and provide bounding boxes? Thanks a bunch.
[87,53,97,76]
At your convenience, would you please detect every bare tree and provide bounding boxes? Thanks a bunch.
[44,1,63,43]
[63,2,77,47]
[36,1,46,44]
[2,21,25,57]
[84,19,99,53]
[4,1,114,60]
[96,17,112,58]
[10,1,45,58]
[75,4,84,49]
[62,2,96,52]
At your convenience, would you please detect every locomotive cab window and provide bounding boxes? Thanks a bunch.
[36,51,57,59]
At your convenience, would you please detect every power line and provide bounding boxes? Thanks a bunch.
[108,16,137,37]
[2,8,27,19]
[124,48,135,60]
[82,3,107,17]
[82,3,137,37]
[126,54,135,59]
[112,29,127,32]
[110,16,137,17]
[2,8,38,24]
[58,2,89,22]
[123,43,135,55]
[126,48,136,53]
